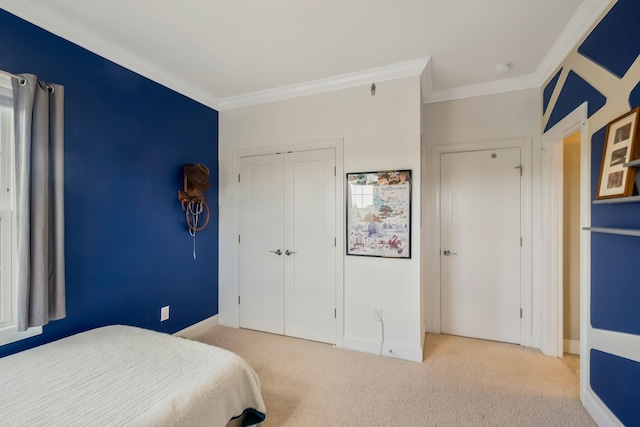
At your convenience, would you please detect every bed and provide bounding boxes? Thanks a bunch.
[0,325,266,426]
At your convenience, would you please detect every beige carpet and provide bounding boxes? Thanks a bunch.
[563,353,581,380]
[195,327,595,426]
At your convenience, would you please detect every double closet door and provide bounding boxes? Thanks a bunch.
[239,149,336,344]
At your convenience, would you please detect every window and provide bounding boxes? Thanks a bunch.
[0,74,41,345]
[350,184,374,209]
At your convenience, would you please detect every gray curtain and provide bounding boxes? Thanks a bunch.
[12,74,65,331]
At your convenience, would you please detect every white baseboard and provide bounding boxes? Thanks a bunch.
[425,322,440,334]
[342,335,381,355]
[583,386,623,427]
[531,334,540,349]
[342,335,423,362]
[174,315,219,339]
[382,341,423,362]
[218,313,237,328]
[564,339,580,355]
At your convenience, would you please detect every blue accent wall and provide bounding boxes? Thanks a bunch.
[0,9,219,357]
[542,68,562,115]
[544,70,606,132]
[543,0,640,422]
[591,350,640,426]
[577,0,640,79]
[630,81,640,110]
[591,233,640,334]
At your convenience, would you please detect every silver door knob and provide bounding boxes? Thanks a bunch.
[285,250,297,256]
[269,249,282,255]
[443,250,458,256]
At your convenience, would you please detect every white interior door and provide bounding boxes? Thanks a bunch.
[284,149,336,344]
[239,154,285,335]
[239,149,336,344]
[440,148,521,344]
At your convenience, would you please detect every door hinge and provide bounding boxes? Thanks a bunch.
[334,308,336,318]
[520,237,522,247]
[238,296,241,305]
[334,237,336,247]
[238,174,240,183]
[520,308,522,318]
[334,166,336,177]
[238,235,241,244]
[515,165,523,176]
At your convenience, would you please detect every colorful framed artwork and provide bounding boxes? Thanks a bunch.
[596,107,640,200]
[346,170,411,259]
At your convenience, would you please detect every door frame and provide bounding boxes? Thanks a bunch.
[428,138,532,346]
[231,138,345,347]
[540,103,589,394]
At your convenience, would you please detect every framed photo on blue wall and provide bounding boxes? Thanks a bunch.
[596,107,640,200]
[346,170,411,258]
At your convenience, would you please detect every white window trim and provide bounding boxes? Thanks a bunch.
[0,73,42,346]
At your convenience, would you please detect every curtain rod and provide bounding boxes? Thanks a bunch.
[0,70,55,92]
[0,69,24,82]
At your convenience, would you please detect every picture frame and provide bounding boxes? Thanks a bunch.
[346,170,411,259]
[596,107,640,200]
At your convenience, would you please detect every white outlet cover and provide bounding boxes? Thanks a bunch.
[161,306,170,322]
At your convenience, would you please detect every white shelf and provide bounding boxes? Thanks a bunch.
[593,195,640,204]
[583,227,640,237]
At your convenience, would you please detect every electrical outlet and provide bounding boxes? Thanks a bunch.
[373,308,382,322]
[161,305,170,322]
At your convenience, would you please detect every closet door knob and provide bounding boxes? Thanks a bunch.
[269,249,282,255]
[285,250,296,256]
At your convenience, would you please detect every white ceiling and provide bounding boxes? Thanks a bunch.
[0,0,612,109]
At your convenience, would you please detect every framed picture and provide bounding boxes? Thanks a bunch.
[596,107,640,200]
[346,170,411,258]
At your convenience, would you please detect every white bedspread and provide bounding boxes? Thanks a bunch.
[0,325,266,426]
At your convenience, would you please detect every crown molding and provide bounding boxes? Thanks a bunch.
[424,0,612,104]
[0,1,220,110]
[531,0,613,87]
[0,0,611,110]
[420,58,433,102]
[218,57,430,111]
[424,74,540,104]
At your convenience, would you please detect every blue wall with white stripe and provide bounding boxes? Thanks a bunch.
[543,0,640,424]
[0,8,219,357]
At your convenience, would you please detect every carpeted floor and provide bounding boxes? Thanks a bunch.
[562,353,580,379]
[195,327,595,426]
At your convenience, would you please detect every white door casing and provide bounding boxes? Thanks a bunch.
[540,103,590,404]
[440,148,522,344]
[541,138,564,358]
[238,148,337,344]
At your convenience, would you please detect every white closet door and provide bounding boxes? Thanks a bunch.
[239,154,285,335]
[440,148,521,344]
[284,149,336,344]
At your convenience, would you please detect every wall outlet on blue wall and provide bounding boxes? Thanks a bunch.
[161,306,170,322]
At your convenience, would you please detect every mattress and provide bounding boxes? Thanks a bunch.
[0,325,266,426]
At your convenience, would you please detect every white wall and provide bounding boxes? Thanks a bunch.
[219,76,423,362]
[422,88,542,344]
